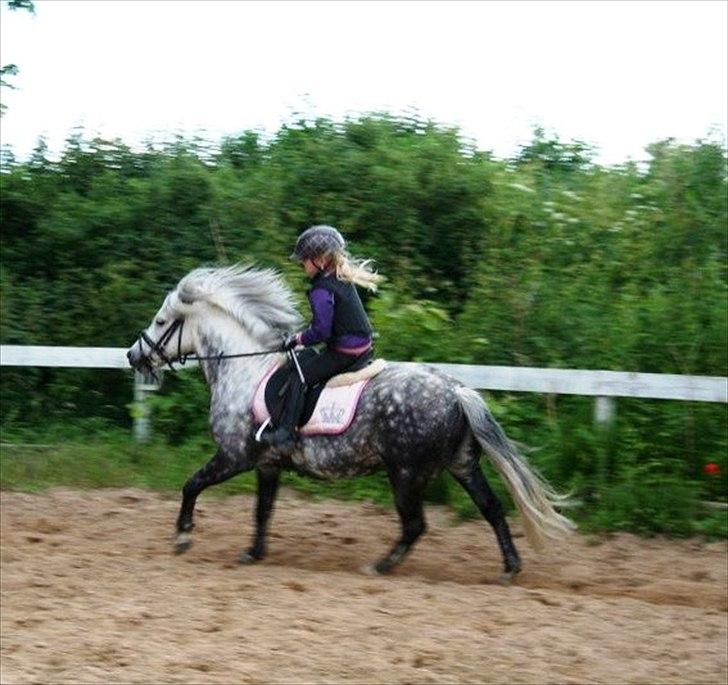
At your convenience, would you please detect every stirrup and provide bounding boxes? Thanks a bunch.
[254,417,272,443]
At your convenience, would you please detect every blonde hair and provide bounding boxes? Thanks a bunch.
[330,251,384,292]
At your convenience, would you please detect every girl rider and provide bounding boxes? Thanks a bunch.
[260,225,382,452]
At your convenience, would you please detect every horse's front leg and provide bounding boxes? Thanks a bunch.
[175,448,251,554]
[239,467,280,564]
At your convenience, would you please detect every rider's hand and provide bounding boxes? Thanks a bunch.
[281,334,299,351]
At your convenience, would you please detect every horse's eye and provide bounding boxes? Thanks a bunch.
[156,319,166,326]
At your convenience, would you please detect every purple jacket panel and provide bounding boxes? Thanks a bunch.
[299,287,335,347]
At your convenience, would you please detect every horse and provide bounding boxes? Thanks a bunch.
[126,264,575,583]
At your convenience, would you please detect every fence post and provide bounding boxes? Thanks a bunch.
[133,371,162,442]
[594,396,616,427]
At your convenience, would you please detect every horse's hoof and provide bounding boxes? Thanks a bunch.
[361,561,390,576]
[174,532,192,555]
[359,564,381,576]
[498,569,521,586]
[238,551,261,565]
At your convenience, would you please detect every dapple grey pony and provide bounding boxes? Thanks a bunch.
[127,265,574,582]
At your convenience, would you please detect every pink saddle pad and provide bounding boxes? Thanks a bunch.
[252,364,370,436]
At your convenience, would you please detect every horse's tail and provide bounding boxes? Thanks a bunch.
[456,385,576,549]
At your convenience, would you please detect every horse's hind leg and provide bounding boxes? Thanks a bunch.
[369,465,429,575]
[175,449,248,554]
[449,459,522,583]
[239,467,280,564]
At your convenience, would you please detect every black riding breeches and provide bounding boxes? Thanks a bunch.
[298,348,371,386]
[277,348,372,431]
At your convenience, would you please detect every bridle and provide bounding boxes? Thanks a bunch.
[137,319,186,372]
[134,318,283,375]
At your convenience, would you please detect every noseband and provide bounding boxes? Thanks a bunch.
[136,319,186,372]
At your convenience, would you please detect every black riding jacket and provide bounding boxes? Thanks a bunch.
[299,271,373,350]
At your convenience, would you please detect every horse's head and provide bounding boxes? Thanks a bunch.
[127,264,302,375]
[126,288,197,375]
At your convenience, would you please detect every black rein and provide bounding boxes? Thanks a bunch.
[137,319,281,374]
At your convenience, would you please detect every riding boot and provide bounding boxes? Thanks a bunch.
[259,375,307,453]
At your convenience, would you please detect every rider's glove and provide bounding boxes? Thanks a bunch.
[281,334,299,351]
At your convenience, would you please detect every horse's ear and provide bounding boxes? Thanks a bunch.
[178,285,196,306]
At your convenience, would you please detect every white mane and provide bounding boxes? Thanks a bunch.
[175,264,303,341]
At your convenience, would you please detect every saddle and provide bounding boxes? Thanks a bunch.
[252,349,386,437]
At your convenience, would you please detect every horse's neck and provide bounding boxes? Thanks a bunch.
[195,320,281,408]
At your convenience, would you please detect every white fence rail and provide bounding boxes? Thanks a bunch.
[1,345,129,369]
[2,345,726,441]
[400,362,727,403]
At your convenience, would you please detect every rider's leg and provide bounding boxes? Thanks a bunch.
[259,372,307,449]
[260,349,364,450]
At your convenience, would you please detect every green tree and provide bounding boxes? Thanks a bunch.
[0,118,725,535]
[0,0,35,116]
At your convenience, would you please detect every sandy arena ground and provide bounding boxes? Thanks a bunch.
[1,487,726,684]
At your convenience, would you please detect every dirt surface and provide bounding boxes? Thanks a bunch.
[1,488,726,684]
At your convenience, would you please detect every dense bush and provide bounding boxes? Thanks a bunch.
[1,116,726,535]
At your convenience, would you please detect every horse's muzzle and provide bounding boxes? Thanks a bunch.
[126,343,151,373]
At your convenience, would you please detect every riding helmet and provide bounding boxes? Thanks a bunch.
[290,225,346,263]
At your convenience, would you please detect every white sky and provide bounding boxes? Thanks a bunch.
[1,0,726,165]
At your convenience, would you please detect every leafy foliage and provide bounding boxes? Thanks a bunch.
[1,116,726,536]
[1,0,35,116]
